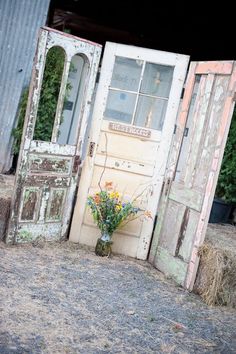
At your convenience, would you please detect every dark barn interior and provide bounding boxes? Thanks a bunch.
[48,0,236,61]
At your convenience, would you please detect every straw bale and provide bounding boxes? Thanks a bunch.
[194,223,236,307]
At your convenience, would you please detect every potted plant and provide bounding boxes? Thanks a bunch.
[210,110,236,223]
[87,181,152,256]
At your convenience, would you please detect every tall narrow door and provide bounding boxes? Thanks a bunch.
[6,27,101,243]
[149,61,236,289]
[69,42,189,259]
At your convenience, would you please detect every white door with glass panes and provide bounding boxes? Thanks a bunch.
[69,42,189,259]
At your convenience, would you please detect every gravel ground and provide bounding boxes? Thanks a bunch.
[0,240,235,354]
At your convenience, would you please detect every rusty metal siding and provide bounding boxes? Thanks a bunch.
[0,0,50,172]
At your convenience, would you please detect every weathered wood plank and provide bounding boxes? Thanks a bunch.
[184,74,215,187]
[195,61,233,75]
[20,187,40,222]
[28,155,72,175]
[178,209,199,262]
[94,154,155,177]
[157,200,186,255]
[155,247,188,286]
[169,181,204,212]
[193,75,230,190]
[30,141,76,155]
[46,188,66,221]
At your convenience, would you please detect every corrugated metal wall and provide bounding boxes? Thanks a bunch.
[0,0,50,172]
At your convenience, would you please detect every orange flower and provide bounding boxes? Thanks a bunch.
[144,210,152,219]
[105,181,113,190]
[93,194,100,204]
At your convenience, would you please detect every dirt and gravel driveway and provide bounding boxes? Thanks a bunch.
[0,240,235,353]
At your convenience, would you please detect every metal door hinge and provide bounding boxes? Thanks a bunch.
[72,155,81,173]
[164,178,172,196]
[96,71,100,83]
[184,127,189,137]
[88,142,96,157]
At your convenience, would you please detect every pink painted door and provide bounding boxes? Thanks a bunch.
[149,61,236,290]
[6,27,101,243]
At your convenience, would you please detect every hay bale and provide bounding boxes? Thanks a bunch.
[194,223,236,308]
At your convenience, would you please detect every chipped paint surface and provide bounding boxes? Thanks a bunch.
[20,187,39,221]
[5,27,101,244]
[28,155,72,174]
[46,189,66,221]
[150,61,236,290]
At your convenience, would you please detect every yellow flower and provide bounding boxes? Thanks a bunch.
[115,204,122,211]
[110,191,120,199]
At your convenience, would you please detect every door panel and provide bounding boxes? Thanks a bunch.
[69,42,189,259]
[149,61,236,289]
[6,27,101,243]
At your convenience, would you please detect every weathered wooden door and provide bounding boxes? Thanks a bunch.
[69,42,189,259]
[149,61,236,289]
[6,27,101,243]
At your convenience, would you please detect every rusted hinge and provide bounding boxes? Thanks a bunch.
[72,155,81,173]
[164,178,172,196]
[184,127,189,137]
[88,142,96,157]
[96,70,100,83]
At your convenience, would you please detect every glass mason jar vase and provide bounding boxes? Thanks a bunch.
[95,232,113,257]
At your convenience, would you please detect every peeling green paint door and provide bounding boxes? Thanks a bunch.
[149,61,236,290]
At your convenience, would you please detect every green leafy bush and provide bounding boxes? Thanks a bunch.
[12,88,29,154]
[12,46,66,153]
[34,46,65,141]
[215,110,236,204]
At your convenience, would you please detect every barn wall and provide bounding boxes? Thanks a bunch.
[0,0,50,172]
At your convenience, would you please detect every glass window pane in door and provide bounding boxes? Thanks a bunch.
[104,90,136,123]
[134,96,167,130]
[141,63,174,98]
[58,54,88,145]
[110,57,143,91]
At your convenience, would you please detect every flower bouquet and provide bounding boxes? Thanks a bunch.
[87,182,152,256]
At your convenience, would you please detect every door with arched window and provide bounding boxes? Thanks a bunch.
[6,27,101,243]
